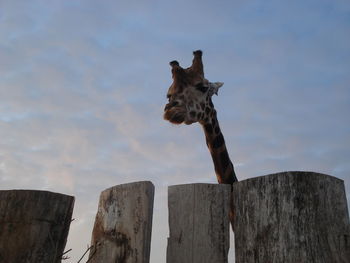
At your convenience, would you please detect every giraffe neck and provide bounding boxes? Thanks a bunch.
[201,112,237,185]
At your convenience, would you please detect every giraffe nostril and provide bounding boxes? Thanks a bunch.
[164,101,179,111]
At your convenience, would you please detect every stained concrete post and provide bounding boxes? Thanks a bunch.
[232,171,350,263]
[88,181,154,263]
[0,190,74,262]
[167,183,231,263]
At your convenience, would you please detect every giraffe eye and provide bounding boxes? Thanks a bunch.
[195,83,208,93]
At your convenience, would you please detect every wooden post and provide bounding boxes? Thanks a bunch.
[167,183,231,263]
[0,190,74,262]
[88,181,154,263]
[232,171,350,263]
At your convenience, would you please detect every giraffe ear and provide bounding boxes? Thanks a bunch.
[209,82,224,96]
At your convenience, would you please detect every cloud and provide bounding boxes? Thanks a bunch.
[1,0,349,262]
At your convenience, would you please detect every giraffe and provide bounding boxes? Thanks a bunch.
[163,50,238,187]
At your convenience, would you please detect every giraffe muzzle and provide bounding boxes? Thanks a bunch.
[163,105,186,124]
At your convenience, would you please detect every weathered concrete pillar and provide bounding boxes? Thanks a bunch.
[232,171,350,263]
[167,183,231,263]
[0,190,74,262]
[88,181,154,263]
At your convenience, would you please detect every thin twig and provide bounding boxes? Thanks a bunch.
[61,248,72,256]
[60,248,72,260]
[85,243,99,263]
[61,255,70,260]
[77,244,94,263]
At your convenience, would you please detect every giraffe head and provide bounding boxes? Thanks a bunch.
[163,50,223,125]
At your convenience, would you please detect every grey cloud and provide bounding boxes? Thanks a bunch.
[1,0,349,262]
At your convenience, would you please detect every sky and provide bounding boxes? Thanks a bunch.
[1,0,349,262]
